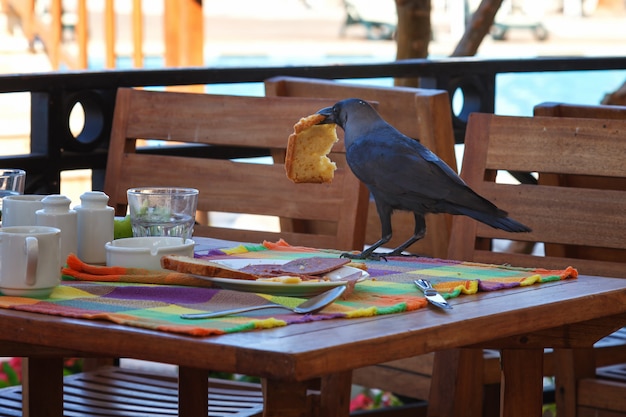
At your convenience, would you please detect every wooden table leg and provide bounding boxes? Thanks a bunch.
[263,378,312,417]
[179,366,209,417]
[500,348,543,417]
[319,371,352,417]
[22,357,64,417]
[262,372,351,417]
[428,348,485,417]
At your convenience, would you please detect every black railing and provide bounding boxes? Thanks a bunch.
[2,56,626,193]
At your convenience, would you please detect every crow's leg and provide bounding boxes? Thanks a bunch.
[386,214,426,256]
[341,200,392,260]
[342,234,391,260]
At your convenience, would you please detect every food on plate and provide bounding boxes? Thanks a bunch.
[238,263,288,276]
[161,255,355,284]
[285,113,338,183]
[256,276,307,284]
[238,257,348,281]
[276,257,350,275]
[161,255,258,280]
[346,261,367,271]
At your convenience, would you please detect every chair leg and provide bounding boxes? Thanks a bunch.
[553,347,595,417]
[179,366,209,417]
[482,384,501,417]
[22,357,64,417]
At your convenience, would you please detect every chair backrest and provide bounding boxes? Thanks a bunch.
[534,102,626,119]
[264,76,457,258]
[447,112,626,278]
[103,88,370,251]
[533,102,626,266]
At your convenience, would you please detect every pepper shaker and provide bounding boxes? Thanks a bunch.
[36,194,78,267]
[75,191,114,264]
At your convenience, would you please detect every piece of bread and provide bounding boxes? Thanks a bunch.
[161,255,258,281]
[285,113,338,183]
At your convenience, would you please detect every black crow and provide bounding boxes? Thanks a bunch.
[316,98,531,260]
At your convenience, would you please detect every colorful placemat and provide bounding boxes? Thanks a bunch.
[0,240,577,337]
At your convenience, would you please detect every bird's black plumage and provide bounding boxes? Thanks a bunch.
[316,98,531,260]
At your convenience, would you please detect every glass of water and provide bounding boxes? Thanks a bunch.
[127,187,199,239]
[0,169,26,215]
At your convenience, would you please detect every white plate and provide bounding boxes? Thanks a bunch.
[192,259,369,297]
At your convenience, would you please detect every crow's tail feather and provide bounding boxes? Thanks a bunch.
[457,208,532,233]
[481,215,532,233]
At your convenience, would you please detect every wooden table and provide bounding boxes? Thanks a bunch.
[1,257,625,417]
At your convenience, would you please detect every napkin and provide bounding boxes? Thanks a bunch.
[62,253,215,288]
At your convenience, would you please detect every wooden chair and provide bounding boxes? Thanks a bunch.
[438,112,626,417]
[533,101,626,265]
[104,88,369,252]
[0,365,265,417]
[447,112,626,275]
[1,88,370,417]
[533,102,626,417]
[264,76,457,259]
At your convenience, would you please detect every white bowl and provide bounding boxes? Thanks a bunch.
[105,236,195,270]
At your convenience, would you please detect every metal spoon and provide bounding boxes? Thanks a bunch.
[180,285,346,319]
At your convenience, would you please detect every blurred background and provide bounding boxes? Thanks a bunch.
[2,0,626,206]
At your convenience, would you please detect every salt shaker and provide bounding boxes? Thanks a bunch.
[75,191,114,264]
[36,194,78,267]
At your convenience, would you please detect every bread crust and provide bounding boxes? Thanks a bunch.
[293,113,325,133]
[161,255,360,282]
[285,113,338,183]
[161,255,259,280]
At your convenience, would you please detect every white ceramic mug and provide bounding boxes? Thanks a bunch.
[1,194,46,227]
[0,226,61,298]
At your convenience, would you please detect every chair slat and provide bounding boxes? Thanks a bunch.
[485,115,626,177]
[124,92,347,151]
[474,182,626,249]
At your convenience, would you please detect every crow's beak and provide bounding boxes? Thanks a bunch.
[316,106,335,124]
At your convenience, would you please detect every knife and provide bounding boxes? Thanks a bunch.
[414,279,453,310]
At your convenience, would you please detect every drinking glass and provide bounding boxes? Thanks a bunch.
[127,187,198,239]
[0,169,26,215]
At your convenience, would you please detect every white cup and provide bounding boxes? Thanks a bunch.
[0,226,61,298]
[1,194,46,227]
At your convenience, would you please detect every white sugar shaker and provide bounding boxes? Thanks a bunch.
[75,191,114,264]
[36,194,78,267]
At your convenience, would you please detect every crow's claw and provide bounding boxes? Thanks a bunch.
[340,251,388,261]
[385,251,421,258]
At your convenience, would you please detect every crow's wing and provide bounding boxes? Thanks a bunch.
[346,128,471,204]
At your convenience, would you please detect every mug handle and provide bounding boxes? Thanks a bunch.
[24,236,38,286]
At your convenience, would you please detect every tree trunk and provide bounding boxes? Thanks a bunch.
[452,0,503,56]
[393,0,502,86]
[394,0,431,87]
